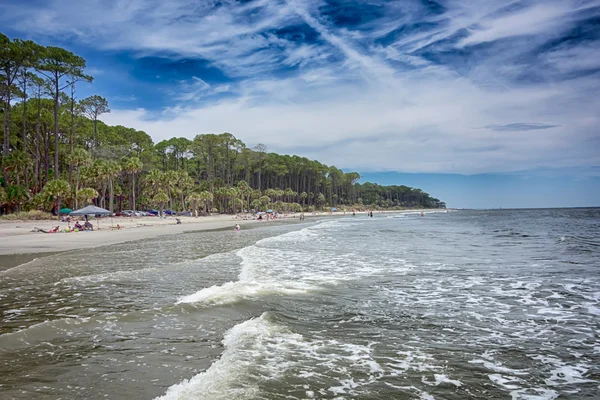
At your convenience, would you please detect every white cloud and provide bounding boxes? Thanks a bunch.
[2,0,599,174]
[457,4,570,47]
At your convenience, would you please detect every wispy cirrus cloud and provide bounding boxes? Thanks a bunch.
[485,123,560,132]
[0,0,599,174]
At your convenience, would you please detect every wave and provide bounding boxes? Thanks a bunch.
[176,281,311,306]
[156,312,383,400]
[177,224,329,306]
[177,220,406,306]
[155,313,295,400]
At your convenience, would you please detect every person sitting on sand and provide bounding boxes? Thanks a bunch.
[84,221,94,231]
[74,221,83,230]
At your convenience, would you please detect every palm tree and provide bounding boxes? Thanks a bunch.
[237,180,252,212]
[214,187,228,213]
[153,191,169,215]
[104,160,121,215]
[175,170,193,211]
[6,185,30,213]
[197,191,213,215]
[4,150,30,187]
[276,189,285,202]
[259,195,270,210]
[250,199,262,211]
[284,188,296,203]
[43,179,71,219]
[145,169,162,191]
[187,192,202,217]
[264,188,277,203]
[94,160,109,208]
[68,148,91,208]
[77,187,99,206]
[316,192,326,210]
[124,157,142,211]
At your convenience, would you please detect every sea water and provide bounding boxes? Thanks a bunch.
[1,209,599,399]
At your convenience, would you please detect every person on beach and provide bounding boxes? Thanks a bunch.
[32,226,60,233]
[234,224,241,232]
[84,221,94,231]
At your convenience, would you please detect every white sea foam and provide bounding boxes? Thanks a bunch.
[155,313,283,400]
[470,359,528,375]
[509,388,559,400]
[176,281,311,305]
[489,374,523,389]
[156,312,383,399]
[178,221,391,306]
[421,374,462,387]
[545,365,594,386]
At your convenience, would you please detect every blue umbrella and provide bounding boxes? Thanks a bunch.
[331,207,337,211]
[266,209,273,213]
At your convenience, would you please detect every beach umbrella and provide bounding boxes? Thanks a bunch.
[266,209,273,213]
[59,208,73,214]
[70,205,111,230]
[331,207,337,211]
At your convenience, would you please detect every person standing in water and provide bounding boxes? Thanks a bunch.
[234,224,241,232]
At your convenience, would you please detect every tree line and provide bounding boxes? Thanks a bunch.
[0,33,445,216]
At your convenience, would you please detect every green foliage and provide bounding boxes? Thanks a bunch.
[43,179,70,198]
[77,188,98,205]
[0,32,444,216]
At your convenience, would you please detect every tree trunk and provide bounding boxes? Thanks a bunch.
[2,100,11,186]
[101,184,107,209]
[69,87,75,184]
[22,78,29,190]
[132,174,136,211]
[53,78,60,179]
[56,197,61,220]
[109,178,114,215]
[93,118,97,149]
[75,170,80,209]
[43,124,50,183]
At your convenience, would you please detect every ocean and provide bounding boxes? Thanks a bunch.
[1,208,599,399]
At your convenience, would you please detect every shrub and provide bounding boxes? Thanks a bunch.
[0,210,55,221]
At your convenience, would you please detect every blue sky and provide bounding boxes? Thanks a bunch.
[1,0,599,208]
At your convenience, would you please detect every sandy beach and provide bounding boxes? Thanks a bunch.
[0,214,266,256]
[0,209,438,257]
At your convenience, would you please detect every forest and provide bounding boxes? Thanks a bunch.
[0,33,445,216]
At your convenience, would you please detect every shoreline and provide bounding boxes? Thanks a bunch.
[0,209,444,257]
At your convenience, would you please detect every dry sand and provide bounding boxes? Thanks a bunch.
[0,215,264,255]
[0,209,436,256]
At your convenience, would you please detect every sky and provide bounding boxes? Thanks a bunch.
[1,0,599,208]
